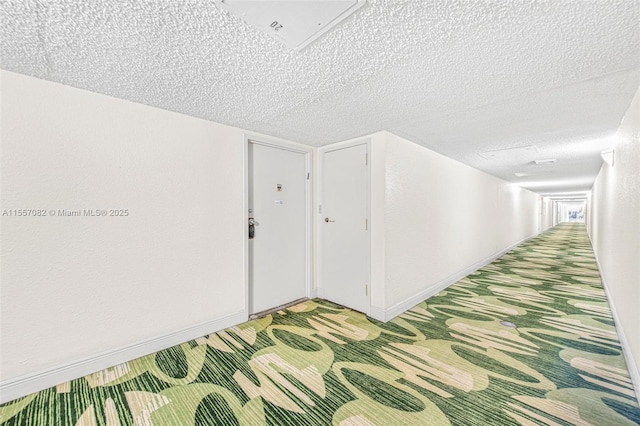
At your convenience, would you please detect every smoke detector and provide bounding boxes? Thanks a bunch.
[215,0,366,50]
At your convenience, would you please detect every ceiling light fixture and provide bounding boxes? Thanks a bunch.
[534,158,557,165]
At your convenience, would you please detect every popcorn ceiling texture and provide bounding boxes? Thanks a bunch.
[1,0,639,192]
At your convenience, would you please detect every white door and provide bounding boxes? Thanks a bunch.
[320,143,369,314]
[249,142,308,314]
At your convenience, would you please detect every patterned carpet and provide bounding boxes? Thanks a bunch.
[1,223,639,425]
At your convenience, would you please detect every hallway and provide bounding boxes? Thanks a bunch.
[1,223,639,425]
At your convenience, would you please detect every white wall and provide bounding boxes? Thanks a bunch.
[369,132,540,320]
[589,86,640,394]
[0,71,252,399]
[356,132,540,321]
[369,133,388,311]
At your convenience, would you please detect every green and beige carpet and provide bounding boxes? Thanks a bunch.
[1,223,639,425]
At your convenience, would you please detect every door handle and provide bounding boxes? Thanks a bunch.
[324,218,335,223]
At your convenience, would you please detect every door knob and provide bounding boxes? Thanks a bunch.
[325,218,335,223]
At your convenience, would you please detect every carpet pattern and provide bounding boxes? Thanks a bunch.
[1,223,639,425]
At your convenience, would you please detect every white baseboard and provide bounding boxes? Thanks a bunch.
[368,305,385,322]
[375,234,535,323]
[591,252,640,403]
[0,310,247,404]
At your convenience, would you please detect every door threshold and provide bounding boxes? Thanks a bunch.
[249,297,309,320]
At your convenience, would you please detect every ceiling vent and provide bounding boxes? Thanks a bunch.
[215,0,367,50]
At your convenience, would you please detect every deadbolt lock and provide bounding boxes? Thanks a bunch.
[248,218,256,239]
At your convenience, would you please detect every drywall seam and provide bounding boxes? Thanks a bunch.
[0,310,247,404]
[376,233,537,322]
[590,239,640,402]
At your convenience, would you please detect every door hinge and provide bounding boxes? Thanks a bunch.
[365,218,368,230]
[365,284,368,296]
[307,172,310,180]
[365,153,368,166]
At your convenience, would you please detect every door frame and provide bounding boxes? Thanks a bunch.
[243,134,314,318]
[316,138,371,315]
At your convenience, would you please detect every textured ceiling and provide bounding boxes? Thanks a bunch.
[1,0,639,195]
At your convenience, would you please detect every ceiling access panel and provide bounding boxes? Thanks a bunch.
[215,0,366,50]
